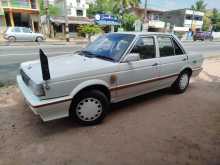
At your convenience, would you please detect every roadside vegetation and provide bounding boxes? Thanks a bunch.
[191,0,220,31]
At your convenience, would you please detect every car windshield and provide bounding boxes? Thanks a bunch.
[79,33,135,62]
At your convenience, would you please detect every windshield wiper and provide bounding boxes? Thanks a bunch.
[95,55,115,62]
[79,50,95,56]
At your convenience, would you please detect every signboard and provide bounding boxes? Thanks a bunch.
[95,14,121,26]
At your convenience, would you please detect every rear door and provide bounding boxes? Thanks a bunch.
[157,35,187,87]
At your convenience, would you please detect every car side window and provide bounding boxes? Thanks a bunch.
[157,36,174,57]
[172,39,184,55]
[131,37,155,59]
[22,28,31,33]
[12,27,21,33]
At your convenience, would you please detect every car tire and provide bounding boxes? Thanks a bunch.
[8,36,16,42]
[172,72,190,94]
[70,90,109,125]
[36,36,43,42]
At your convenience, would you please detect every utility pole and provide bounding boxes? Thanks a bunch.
[44,0,49,37]
[143,0,149,32]
[64,0,69,42]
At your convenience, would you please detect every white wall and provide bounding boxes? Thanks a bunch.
[66,0,88,17]
[212,32,220,39]
[56,0,89,17]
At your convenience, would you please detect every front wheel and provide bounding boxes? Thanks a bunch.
[172,72,190,93]
[36,36,43,42]
[8,36,16,42]
[70,90,109,125]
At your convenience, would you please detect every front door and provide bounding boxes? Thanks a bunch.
[157,36,188,87]
[114,36,160,101]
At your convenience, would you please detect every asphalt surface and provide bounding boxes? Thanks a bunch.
[0,58,219,165]
[0,41,220,83]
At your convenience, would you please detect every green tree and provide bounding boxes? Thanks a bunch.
[202,13,211,31]
[87,0,116,17]
[114,0,140,9]
[87,0,140,17]
[210,8,220,24]
[191,0,207,12]
[122,13,138,31]
[78,24,102,40]
[39,0,60,16]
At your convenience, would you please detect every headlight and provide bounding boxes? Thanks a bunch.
[29,80,45,96]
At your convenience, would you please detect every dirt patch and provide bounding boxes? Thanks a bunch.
[0,58,220,165]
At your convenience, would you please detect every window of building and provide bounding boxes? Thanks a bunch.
[131,37,156,59]
[185,14,193,20]
[157,36,174,57]
[76,0,80,3]
[194,15,203,21]
[76,10,83,16]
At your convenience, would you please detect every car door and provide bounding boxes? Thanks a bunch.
[21,27,34,41]
[157,35,187,88]
[114,36,160,101]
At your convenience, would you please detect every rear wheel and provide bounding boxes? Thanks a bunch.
[172,72,190,93]
[70,90,109,125]
[8,36,16,42]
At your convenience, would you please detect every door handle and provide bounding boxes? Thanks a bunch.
[152,63,158,66]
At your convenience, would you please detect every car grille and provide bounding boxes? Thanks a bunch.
[20,69,30,86]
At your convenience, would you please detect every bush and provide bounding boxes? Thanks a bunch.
[78,25,102,40]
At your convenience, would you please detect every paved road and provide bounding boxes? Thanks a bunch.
[0,41,219,83]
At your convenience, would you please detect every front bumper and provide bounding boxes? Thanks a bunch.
[17,75,72,121]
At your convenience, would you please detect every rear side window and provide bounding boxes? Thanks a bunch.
[131,37,156,59]
[172,39,184,55]
[22,28,31,33]
[12,27,21,33]
[157,36,174,57]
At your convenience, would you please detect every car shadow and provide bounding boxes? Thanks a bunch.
[32,87,175,137]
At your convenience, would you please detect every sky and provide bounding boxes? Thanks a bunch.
[141,0,220,11]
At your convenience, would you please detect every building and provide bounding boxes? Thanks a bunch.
[129,7,165,32]
[160,9,204,31]
[0,0,40,33]
[49,0,92,37]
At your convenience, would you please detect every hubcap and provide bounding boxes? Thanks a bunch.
[76,98,102,121]
[179,74,189,90]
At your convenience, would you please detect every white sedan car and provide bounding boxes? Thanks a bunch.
[17,32,203,125]
[3,27,45,42]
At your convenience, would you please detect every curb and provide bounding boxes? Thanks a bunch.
[0,41,88,47]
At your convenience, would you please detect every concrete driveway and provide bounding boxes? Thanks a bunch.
[0,58,219,165]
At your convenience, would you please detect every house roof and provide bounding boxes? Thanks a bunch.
[50,16,94,25]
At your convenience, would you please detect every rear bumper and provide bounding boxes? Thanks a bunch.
[17,75,72,121]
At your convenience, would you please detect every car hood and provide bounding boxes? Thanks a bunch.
[20,54,117,84]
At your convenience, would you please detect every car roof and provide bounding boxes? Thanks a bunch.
[113,31,173,37]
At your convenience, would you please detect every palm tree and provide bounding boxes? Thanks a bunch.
[191,0,207,12]
[115,0,140,12]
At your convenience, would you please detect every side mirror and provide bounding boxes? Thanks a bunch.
[124,53,140,63]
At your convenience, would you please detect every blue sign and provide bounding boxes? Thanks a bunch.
[95,14,121,26]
